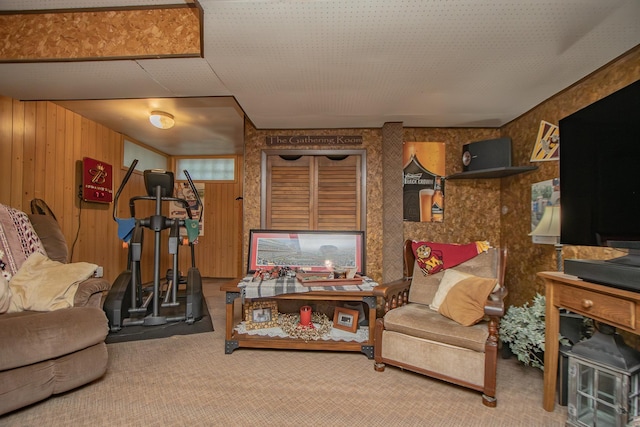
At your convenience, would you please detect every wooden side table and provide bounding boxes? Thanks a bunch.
[538,271,640,411]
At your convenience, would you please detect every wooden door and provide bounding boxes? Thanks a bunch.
[168,180,243,279]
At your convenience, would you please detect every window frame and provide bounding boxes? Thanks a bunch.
[172,155,239,183]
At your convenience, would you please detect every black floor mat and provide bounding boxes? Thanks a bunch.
[105,299,213,344]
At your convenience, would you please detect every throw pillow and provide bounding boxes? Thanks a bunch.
[8,252,97,313]
[438,276,499,326]
[429,268,472,311]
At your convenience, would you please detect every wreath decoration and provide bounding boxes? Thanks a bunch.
[279,312,332,341]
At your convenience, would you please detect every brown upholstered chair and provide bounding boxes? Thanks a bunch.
[0,206,110,415]
[373,240,507,407]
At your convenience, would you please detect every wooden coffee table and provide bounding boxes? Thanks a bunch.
[220,279,378,359]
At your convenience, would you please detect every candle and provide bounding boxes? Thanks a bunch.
[300,305,312,326]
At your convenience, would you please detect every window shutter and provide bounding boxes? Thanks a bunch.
[265,153,362,231]
[266,155,312,229]
[316,155,360,230]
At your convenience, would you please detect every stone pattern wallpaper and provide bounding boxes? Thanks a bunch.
[382,123,404,283]
[242,47,640,318]
[0,8,201,60]
[501,47,640,308]
[402,128,502,250]
[243,123,384,282]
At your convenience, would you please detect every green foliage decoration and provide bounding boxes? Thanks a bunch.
[500,293,570,371]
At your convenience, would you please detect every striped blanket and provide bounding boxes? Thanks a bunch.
[238,275,378,299]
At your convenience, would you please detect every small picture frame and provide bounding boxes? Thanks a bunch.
[333,307,359,333]
[245,300,279,330]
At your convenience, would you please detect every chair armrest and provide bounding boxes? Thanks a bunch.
[73,277,111,308]
[484,286,508,317]
[373,279,411,314]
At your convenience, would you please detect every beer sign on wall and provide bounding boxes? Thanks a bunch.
[82,157,113,204]
[403,142,445,222]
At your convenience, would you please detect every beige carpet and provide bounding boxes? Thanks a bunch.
[1,279,568,426]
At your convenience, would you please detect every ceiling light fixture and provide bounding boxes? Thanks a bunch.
[149,111,175,130]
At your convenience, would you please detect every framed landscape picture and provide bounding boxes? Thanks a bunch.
[247,229,365,275]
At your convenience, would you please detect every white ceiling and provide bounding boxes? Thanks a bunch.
[0,0,639,156]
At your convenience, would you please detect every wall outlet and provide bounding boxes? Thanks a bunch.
[94,266,104,278]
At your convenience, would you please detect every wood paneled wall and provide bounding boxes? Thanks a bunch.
[1,97,243,284]
[1,97,128,282]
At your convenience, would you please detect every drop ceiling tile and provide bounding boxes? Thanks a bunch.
[137,58,232,97]
[0,61,173,100]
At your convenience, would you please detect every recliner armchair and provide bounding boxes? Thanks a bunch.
[373,240,507,407]
[0,205,110,415]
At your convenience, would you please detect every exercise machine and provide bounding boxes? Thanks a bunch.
[104,160,204,332]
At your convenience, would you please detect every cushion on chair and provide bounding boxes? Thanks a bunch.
[408,264,442,305]
[28,214,68,263]
[438,275,498,326]
[379,330,486,388]
[409,248,499,306]
[0,306,109,371]
[383,303,489,352]
[429,268,473,311]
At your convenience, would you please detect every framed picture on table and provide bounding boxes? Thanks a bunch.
[244,300,279,330]
[333,307,359,333]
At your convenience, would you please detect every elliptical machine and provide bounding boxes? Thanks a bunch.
[104,160,204,332]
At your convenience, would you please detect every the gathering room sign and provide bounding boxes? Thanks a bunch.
[266,135,363,146]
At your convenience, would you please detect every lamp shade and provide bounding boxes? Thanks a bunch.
[149,111,175,129]
[529,205,561,238]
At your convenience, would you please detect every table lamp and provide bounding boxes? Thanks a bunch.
[529,205,562,271]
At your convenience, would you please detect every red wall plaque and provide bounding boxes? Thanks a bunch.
[82,157,113,203]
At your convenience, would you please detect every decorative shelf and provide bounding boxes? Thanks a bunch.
[446,166,538,180]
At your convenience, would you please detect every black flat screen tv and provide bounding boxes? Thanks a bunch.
[559,79,640,266]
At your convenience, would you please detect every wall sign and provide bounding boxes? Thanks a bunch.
[82,157,113,203]
[266,135,362,146]
[402,142,445,223]
[531,120,560,162]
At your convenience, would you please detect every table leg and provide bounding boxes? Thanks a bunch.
[544,281,560,411]
[225,291,240,341]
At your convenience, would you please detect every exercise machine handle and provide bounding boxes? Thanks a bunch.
[183,170,204,222]
[113,159,138,222]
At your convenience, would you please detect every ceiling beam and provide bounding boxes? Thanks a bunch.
[0,5,202,62]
